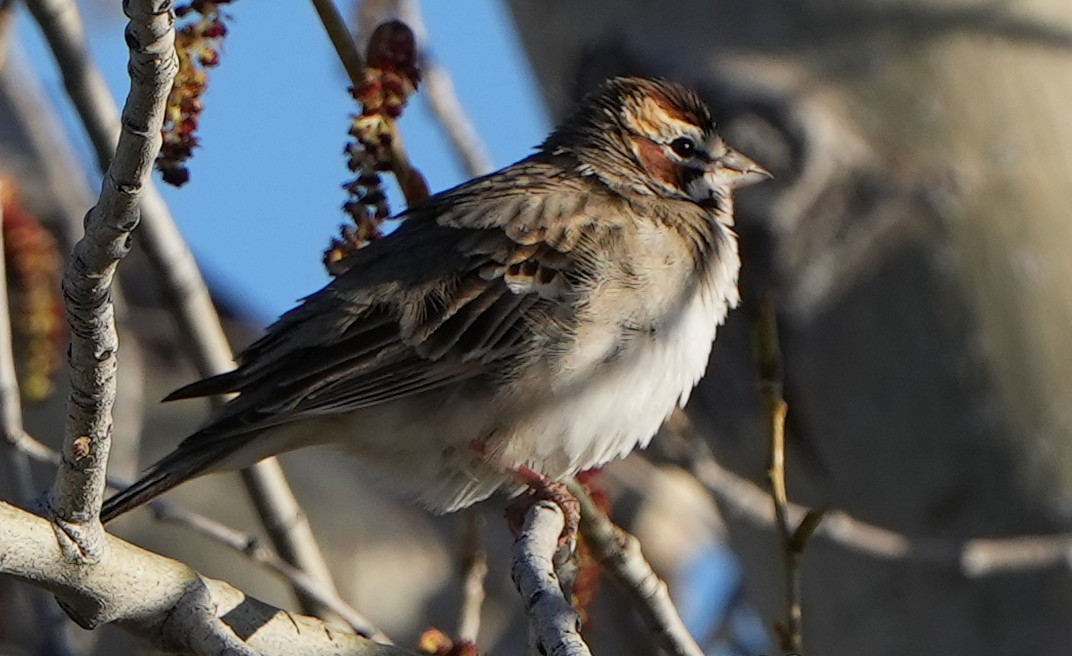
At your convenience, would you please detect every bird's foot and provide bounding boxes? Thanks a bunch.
[468,441,580,548]
[505,478,580,551]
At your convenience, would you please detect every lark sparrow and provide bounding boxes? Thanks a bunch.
[102,77,768,521]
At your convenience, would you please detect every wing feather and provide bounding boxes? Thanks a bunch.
[158,156,623,455]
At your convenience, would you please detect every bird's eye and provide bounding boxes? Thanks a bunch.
[669,137,696,158]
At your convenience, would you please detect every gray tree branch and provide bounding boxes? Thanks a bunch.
[0,501,412,655]
[47,0,176,563]
[25,0,341,617]
[511,501,592,656]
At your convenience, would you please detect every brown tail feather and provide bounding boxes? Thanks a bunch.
[162,369,243,402]
[100,442,239,522]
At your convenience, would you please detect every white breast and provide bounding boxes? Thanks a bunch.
[501,224,740,478]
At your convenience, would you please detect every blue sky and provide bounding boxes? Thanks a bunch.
[18,0,548,320]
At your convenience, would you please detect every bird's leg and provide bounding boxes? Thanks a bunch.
[469,441,580,548]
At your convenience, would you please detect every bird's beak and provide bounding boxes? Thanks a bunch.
[714,146,771,189]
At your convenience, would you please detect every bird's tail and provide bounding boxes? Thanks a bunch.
[100,441,239,523]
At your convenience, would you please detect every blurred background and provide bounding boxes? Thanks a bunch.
[3,0,1072,654]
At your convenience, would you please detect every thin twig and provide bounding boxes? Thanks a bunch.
[667,409,1072,576]
[420,61,495,177]
[754,295,815,652]
[27,0,342,618]
[150,500,391,642]
[566,478,704,656]
[457,510,488,643]
[0,181,36,507]
[311,0,366,89]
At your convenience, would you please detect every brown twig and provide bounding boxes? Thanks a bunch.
[754,295,818,652]
[566,478,704,656]
[311,0,366,89]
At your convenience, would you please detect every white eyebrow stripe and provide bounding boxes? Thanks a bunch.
[625,97,706,143]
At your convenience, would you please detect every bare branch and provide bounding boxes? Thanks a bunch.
[8,427,388,641]
[667,409,1072,577]
[0,181,35,507]
[567,479,704,656]
[420,60,495,177]
[42,0,176,564]
[0,501,413,656]
[457,510,488,643]
[311,0,366,89]
[511,500,592,656]
[754,295,812,652]
[23,0,121,173]
[26,0,342,617]
[151,496,390,642]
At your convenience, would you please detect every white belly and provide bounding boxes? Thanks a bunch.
[500,235,741,479]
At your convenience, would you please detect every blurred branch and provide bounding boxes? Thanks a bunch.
[0,501,413,655]
[511,500,592,656]
[23,0,120,171]
[420,60,495,176]
[43,0,175,564]
[25,0,341,618]
[0,181,81,656]
[0,0,15,70]
[668,409,1072,577]
[311,0,366,88]
[0,182,36,510]
[150,499,391,642]
[567,478,704,656]
[457,510,488,643]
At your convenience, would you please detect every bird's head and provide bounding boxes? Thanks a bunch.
[541,77,770,209]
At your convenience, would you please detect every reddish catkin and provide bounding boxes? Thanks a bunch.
[156,1,234,186]
[417,628,480,656]
[0,181,64,400]
[325,20,427,275]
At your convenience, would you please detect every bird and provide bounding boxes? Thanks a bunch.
[101,76,769,523]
